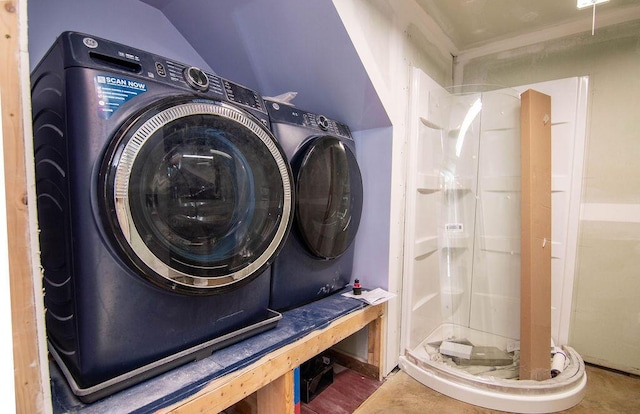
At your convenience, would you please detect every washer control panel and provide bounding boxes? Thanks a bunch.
[266,100,351,138]
[223,80,264,112]
[66,31,267,115]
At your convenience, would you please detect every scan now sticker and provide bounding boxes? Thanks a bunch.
[95,75,147,119]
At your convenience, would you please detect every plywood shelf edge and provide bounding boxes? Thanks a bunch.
[159,303,386,414]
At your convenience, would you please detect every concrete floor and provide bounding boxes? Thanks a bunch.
[354,364,640,413]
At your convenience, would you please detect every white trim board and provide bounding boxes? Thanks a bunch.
[581,203,640,223]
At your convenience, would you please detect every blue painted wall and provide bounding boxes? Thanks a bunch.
[28,0,211,72]
[155,0,390,132]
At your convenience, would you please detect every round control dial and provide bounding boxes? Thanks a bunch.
[317,115,330,131]
[184,66,209,91]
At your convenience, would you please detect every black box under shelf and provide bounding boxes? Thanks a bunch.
[300,354,334,403]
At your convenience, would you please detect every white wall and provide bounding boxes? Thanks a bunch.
[334,0,454,373]
[151,0,389,132]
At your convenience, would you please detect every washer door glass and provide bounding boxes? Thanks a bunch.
[102,97,292,293]
[294,136,363,259]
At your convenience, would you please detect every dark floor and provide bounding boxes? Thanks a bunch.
[302,365,385,414]
[221,364,385,414]
[354,364,640,414]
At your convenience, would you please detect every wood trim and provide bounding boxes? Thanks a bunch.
[324,349,379,381]
[159,303,385,413]
[367,304,385,380]
[256,370,294,414]
[325,302,386,381]
[519,89,552,381]
[1,1,46,412]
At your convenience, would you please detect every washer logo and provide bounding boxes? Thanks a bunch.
[83,37,99,49]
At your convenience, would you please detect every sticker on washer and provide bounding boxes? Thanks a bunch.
[94,75,147,119]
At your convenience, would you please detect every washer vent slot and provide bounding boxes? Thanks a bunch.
[89,52,142,73]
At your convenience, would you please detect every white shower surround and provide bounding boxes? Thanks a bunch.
[400,69,589,412]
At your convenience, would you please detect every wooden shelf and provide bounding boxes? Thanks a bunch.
[161,301,385,414]
[50,293,386,413]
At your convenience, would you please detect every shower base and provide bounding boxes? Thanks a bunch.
[399,325,587,413]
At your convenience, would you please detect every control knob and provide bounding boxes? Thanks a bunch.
[184,66,209,92]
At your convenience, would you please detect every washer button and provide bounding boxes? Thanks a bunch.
[155,62,167,77]
[317,115,329,131]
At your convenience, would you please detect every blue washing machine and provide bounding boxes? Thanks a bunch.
[31,32,293,402]
[265,100,363,311]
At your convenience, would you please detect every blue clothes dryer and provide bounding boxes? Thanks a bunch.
[31,32,293,402]
[265,101,363,311]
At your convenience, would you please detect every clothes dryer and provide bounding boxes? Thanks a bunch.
[31,32,293,402]
[265,101,363,311]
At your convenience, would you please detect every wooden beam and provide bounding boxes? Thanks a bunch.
[256,370,294,414]
[367,303,386,380]
[519,89,552,381]
[325,302,387,381]
[1,1,47,411]
[159,303,385,413]
[324,348,379,381]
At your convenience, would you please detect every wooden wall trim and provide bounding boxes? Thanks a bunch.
[1,0,47,412]
[519,89,552,381]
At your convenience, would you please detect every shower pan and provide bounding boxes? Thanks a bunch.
[399,70,587,413]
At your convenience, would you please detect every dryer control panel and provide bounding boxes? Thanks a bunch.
[54,31,267,117]
[265,100,352,139]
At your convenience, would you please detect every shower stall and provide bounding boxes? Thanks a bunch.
[399,69,587,412]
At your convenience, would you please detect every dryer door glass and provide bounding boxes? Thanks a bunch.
[103,97,292,293]
[295,136,363,259]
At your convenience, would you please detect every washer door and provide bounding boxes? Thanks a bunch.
[293,136,363,259]
[101,97,293,294]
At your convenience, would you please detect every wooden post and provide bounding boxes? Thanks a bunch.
[519,89,552,381]
[257,370,295,414]
[367,303,386,381]
[1,0,48,411]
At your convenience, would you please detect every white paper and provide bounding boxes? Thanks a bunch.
[342,287,395,305]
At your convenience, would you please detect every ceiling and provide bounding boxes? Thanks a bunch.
[415,0,640,53]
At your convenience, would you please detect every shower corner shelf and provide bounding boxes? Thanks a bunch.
[416,174,440,193]
[441,234,470,249]
[414,236,438,258]
[443,177,473,193]
[552,175,570,193]
[415,175,474,194]
[480,236,521,255]
[419,116,443,130]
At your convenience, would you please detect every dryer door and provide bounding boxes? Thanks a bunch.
[101,97,293,294]
[294,136,363,259]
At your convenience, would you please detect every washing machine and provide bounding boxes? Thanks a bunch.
[30,32,293,402]
[265,100,363,311]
